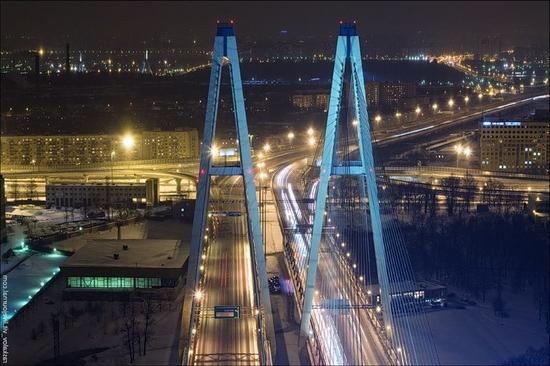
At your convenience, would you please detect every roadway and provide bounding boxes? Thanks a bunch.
[373,93,549,147]
[191,175,261,365]
[273,159,391,366]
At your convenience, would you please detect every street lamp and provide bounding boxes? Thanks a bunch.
[464,96,469,104]
[432,103,438,113]
[307,136,316,147]
[374,115,382,123]
[448,98,455,108]
[287,131,295,144]
[478,93,484,119]
[307,127,314,136]
[415,106,421,115]
[121,134,135,151]
[263,143,271,153]
[454,144,471,168]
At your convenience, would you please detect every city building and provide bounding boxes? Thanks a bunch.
[0,129,200,167]
[366,81,380,108]
[46,183,146,208]
[365,81,417,109]
[60,239,188,300]
[291,92,329,110]
[367,280,448,306]
[378,82,417,108]
[480,110,549,173]
[141,129,199,160]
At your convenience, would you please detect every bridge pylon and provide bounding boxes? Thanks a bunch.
[300,21,394,345]
[180,22,275,364]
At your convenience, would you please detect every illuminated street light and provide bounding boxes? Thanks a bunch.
[194,290,203,301]
[395,111,402,118]
[263,143,271,153]
[307,136,316,147]
[432,103,438,112]
[38,48,44,56]
[287,131,295,141]
[454,144,471,168]
[478,93,483,100]
[210,145,219,157]
[121,134,135,150]
[374,115,382,123]
[415,106,421,115]
[454,143,464,155]
[464,96,470,103]
[448,98,455,108]
[307,127,314,136]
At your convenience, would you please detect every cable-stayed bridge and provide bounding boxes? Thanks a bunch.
[181,21,440,366]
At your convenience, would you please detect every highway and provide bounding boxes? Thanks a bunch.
[191,175,261,365]
[273,159,391,365]
[373,93,549,147]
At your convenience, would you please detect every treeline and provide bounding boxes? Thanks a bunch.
[382,173,529,216]
[400,213,549,330]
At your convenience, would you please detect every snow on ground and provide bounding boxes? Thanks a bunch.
[2,251,66,325]
[425,285,549,365]
[5,274,183,366]
[6,204,85,224]
[4,217,192,365]
[49,221,148,253]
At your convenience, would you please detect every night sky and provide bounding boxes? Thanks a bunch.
[1,1,549,49]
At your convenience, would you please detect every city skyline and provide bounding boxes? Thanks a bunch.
[1,3,548,366]
[1,1,549,53]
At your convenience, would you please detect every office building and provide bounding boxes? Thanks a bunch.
[480,111,549,173]
[46,183,146,208]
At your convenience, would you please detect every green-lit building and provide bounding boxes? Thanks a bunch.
[60,239,188,300]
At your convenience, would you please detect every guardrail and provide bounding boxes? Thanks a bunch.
[378,165,549,181]
[1,157,199,174]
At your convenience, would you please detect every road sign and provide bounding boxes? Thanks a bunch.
[214,305,240,319]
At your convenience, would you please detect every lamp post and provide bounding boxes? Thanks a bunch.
[454,144,472,168]
[478,93,484,120]
[287,131,295,147]
[448,98,455,110]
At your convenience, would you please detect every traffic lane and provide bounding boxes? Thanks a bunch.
[193,176,260,365]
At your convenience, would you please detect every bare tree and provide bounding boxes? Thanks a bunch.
[441,176,461,215]
[461,173,477,213]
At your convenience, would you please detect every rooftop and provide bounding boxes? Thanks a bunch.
[61,239,188,273]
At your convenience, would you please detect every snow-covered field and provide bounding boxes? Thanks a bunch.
[427,286,549,365]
